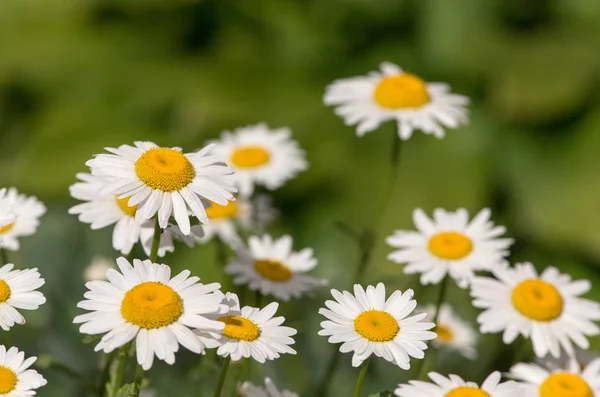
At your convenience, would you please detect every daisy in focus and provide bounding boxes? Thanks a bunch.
[510,358,600,397]
[420,303,477,359]
[0,188,46,251]
[74,257,225,370]
[196,292,297,362]
[0,264,46,331]
[85,142,236,235]
[395,371,520,397]
[210,123,308,197]
[140,223,205,258]
[225,235,327,301]
[0,345,47,396]
[470,262,600,358]
[318,283,436,369]
[238,377,298,397]
[324,62,469,139]
[386,208,513,288]
[83,256,116,281]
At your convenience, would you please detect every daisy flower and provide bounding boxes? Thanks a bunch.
[395,371,520,397]
[470,262,600,358]
[73,257,226,370]
[225,235,327,301]
[537,347,599,372]
[0,264,46,331]
[386,208,513,288]
[318,283,436,369]
[238,377,298,397]
[210,123,308,197]
[196,292,297,362]
[420,303,477,359]
[83,256,116,281]
[0,188,46,251]
[0,345,47,396]
[200,197,252,246]
[324,62,469,139]
[510,358,600,397]
[85,142,236,235]
[140,223,205,258]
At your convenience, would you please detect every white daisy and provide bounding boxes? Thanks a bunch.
[510,358,600,397]
[73,257,226,370]
[324,62,469,139]
[318,283,436,369]
[470,262,600,358]
[85,142,236,235]
[225,235,327,301]
[0,345,47,396]
[140,223,205,258]
[0,264,46,331]
[537,347,599,372]
[251,194,279,231]
[196,292,297,362]
[420,303,477,359]
[386,208,513,288]
[69,173,142,255]
[0,188,46,251]
[200,197,252,247]
[83,256,116,281]
[210,123,308,197]
[238,377,298,397]
[395,371,521,397]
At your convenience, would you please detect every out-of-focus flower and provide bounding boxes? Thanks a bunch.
[83,256,116,281]
[420,303,477,359]
[0,188,46,251]
[238,377,298,397]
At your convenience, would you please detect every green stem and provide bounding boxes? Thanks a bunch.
[131,364,145,397]
[98,351,116,397]
[213,356,231,397]
[0,249,7,265]
[126,243,138,263]
[353,357,370,397]
[149,218,161,262]
[111,347,129,397]
[390,129,403,180]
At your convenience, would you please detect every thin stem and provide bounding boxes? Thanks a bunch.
[0,249,7,266]
[126,244,138,263]
[111,347,129,397]
[353,357,370,397]
[316,349,340,397]
[149,218,161,262]
[131,364,145,397]
[213,356,231,397]
[98,351,116,397]
[390,130,403,180]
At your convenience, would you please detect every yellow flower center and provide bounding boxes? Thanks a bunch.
[0,280,11,303]
[230,146,271,168]
[540,373,593,397]
[120,282,183,329]
[373,74,430,109]
[428,232,473,260]
[435,324,454,343]
[445,387,491,397]
[512,279,563,322]
[0,366,17,394]
[354,310,399,342]
[206,200,239,220]
[218,315,260,341]
[134,148,195,192]
[0,222,15,235]
[116,196,137,217]
[253,259,293,282]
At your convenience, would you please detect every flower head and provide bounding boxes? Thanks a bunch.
[83,256,116,281]
[395,371,521,397]
[238,377,298,397]
[0,346,47,396]
[420,303,477,359]
[0,188,46,251]
[0,264,46,331]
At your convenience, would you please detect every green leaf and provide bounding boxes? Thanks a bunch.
[115,383,136,397]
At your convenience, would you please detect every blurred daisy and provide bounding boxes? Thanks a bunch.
[69,173,142,255]
[324,62,469,139]
[0,345,47,396]
[471,262,600,358]
[420,303,477,359]
[211,123,308,197]
[386,208,513,288]
[395,371,520,397]
[0,188,46,251]
[318,283,436,369]
[74,257,225,370]
[238,377,298,397]
[537,347,599,372]
[225,235,327,301]
[83,256,116,281]
[196,292,297,362]
[86,142,236,235]
[140,223,205,258]
[510,358,600,397]
[251,194,279,231]
[0,264,46,331]
[200,198,252,246]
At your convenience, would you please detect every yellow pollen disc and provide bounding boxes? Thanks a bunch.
[254,259,293,282]
[230,146,271,169]
[512,279,563,322]
[120,282,183,329]
[116,196,137,217]
[218,315,260,341]
[205,200,238,220]
[0,366,17,394]
[435,324,455,343]
[540,373,592,397]
[373,74,430,109]
[428,232,473,260]
[444,387,491,397]
[0,222,15,235]
[134,148,195,192]
[0,280,11,303]
[354,310,400,342]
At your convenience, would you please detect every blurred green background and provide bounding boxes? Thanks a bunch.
[2,0,600,395]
